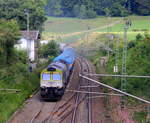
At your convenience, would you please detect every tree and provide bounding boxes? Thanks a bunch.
[39,40,60,61]
[0,0,47,30]
[45,0,150,17]
[0,19,20,64]
[46,0,63,17]
[127,33,150,97]
[131,0,150,15]
[110,3,129,16]
[78,5,87,19]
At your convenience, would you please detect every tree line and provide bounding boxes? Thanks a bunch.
[105,33,150,99]
[0,0,47,64]
[0,0,46,30]
[45,0,150,18]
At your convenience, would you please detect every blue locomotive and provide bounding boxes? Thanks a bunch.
[40,46,76,100]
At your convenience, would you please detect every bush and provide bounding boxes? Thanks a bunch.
[132,29,140,32]
[141,29,149,32]
[0,49,41,122]
[133,111,148,123]
[39,40,60,60]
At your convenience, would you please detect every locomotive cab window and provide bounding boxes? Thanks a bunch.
[52,73,61,81]
[42,73,50,81]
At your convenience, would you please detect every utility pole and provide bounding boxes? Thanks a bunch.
[121,18,131,108]
[114,36,119,78]
[25,9,30,65]
[107,16,111,59]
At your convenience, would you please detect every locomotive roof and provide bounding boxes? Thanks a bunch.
[48,62,67,72]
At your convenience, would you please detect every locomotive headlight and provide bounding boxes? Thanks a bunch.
[54,81,63,88]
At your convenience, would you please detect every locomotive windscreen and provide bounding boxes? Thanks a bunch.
[52,73,61,81]
[42,73,50,80]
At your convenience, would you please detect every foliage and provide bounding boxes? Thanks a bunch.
[133,111,148,123]
[105,33,150,99]
[45,0,150,18]
[39,40,60,61]
[109,3,129,17]
[45,0,63,17]
[0,19,20,64]
[0,0,47,30]
[0,50,40,123]
[87,32,150,101]
[126,33,150,97]
[134,0,150,15]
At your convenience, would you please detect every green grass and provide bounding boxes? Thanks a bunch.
[95,31,147,40]
[133,111,148,123]
[99,16,150,32]
[96,16,150,40]
[43,16,150,42]
[44,16,120,34]
[43,16,121,42]
[0,63,40,123]
[94,16,150,40]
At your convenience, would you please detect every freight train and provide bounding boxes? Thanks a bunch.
[40,46,76,100]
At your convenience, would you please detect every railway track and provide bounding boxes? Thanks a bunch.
[70,57,93,123]
[30,59,83,123]
[51,57,94,123]
[30,101,45,123]
[9,57,108,123]
[82,58,92,123]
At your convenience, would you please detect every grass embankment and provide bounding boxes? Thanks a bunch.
[0,55,47,123]
[0,62,40,123]
[0,40,60,123]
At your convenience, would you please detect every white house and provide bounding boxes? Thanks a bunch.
[15,30,40,61]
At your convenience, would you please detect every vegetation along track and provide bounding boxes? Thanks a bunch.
[8,60,80,123]
[9,56,112,123]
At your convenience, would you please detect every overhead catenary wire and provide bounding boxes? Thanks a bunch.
[83,73,150,79]
[79,74,150,104]
[66,89,123,96]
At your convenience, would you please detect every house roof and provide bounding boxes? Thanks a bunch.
[20,30,40,40]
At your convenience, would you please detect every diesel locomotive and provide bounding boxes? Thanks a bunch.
[40,46,76,99]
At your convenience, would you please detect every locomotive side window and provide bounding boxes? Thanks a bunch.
[52,73,61,81]
[42,73,50,81]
